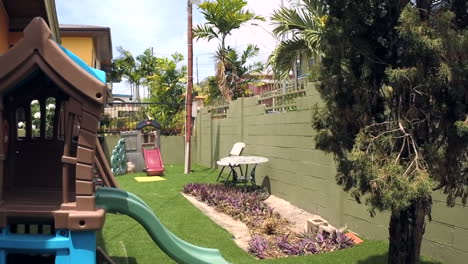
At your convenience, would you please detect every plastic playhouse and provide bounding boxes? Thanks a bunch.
[120,119,162,174]
[0,18,228,264]
[139,120,165,176]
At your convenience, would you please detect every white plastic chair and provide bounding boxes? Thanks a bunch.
[216,142,245,182]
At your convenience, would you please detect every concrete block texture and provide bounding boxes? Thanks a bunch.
[192,96,468,264]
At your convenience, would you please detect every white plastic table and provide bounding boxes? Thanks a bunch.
[219,156,269,185]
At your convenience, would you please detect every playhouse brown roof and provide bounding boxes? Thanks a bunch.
[0,17,107,105]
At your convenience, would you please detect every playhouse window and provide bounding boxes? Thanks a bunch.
[16,107,26,139]
[27,98,58,139]
[45,97,56,138]
[30,99,40,137]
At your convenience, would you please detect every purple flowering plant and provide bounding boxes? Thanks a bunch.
[184,183,355,259]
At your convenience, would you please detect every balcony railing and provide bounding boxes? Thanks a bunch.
[204,78,310,118]
[259,78,308,113]
[208,98,229,120]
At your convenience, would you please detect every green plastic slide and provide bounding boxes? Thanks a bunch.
[95,187,230,264]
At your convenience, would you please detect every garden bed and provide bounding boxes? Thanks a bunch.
[183,183,355,259]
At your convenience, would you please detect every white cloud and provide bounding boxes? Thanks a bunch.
[58,0,167,55]
[56,0,283,93]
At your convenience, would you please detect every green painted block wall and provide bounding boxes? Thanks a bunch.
[160,136,185,165]
[101,134,120,163]
[102,134,188,165]
[193,89,468,264]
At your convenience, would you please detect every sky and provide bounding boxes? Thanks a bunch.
[56,0,284,95]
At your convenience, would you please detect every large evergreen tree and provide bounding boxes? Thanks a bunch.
[314,1,467,263]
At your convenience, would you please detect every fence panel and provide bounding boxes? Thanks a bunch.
[258,78,308,113]
[208,98,230,120]
[99,102,182,135]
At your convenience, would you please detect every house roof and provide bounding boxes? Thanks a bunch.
[2,0,60,41]
[112,94,132,98]
[0,17,107,105]
[59,24,107,29]
[60,24,113,71]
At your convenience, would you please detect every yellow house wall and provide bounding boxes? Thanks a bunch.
[0,3,9,53]
[61,37,94,66]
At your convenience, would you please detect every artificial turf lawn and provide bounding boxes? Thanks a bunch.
[98,164,442,264]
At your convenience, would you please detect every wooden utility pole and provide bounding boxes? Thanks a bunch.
[184,0,194,174]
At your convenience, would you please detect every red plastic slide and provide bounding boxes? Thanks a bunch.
[143,148,165,176]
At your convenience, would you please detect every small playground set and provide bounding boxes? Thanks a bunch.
[139,120,165,176]
[114,120,165,177]
[0,18,229,264]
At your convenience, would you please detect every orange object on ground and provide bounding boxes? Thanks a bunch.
[143,148,165,176]
[345,232,364,244]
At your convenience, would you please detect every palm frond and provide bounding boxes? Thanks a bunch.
[268,38,310,79]
[269,0,328,78]
[244,61,264,76]
[197,0,264,38]
[301,0,327,17]
[241,44,260,65]
[303,29,325,55]
[271,6,314,37]
[193,24,219,41]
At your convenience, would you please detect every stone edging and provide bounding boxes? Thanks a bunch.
[181,193,251,252]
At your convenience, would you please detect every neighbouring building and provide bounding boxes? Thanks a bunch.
[247,52,317,98]
[0,0,59,53]
[60,24,113,97]
[111,94,132,103]
[60,24,112,76]
[0,1,113,89]
[103,94,140,120]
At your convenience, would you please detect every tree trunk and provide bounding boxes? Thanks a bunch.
[388,199,427,264]
[135,84,141,102]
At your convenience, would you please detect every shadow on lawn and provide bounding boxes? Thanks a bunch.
[97,230,107,252]
[357,254,443,264]
[192,167,216,175]
[108,256,138,264]
[97,231,138,264]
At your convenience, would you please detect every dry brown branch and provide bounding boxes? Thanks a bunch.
[398,120,410,136]
[216,60,231,101]
[395,137,407,164]
[369,128,401,140]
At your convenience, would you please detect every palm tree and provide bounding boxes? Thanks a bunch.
[111,47,158,101]
[222,44,264,100]
[269,0,328,78]
[193,0,264,101]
